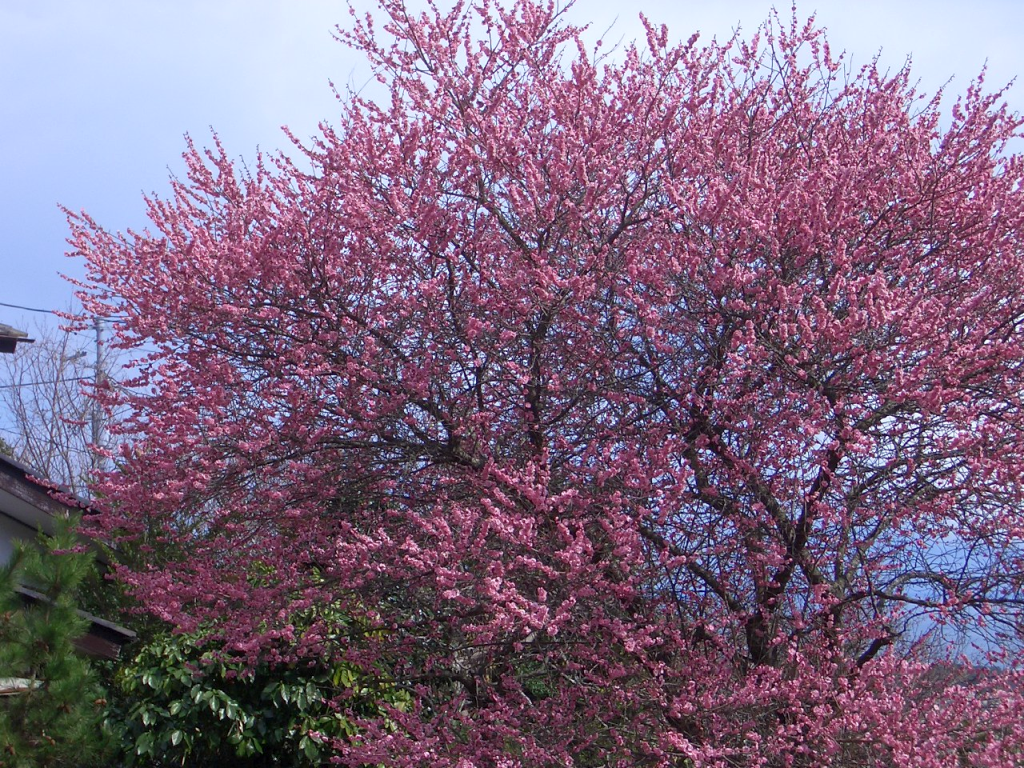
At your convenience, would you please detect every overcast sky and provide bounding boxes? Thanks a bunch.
[2,0,1022,336]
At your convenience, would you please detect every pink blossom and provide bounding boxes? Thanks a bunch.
[72,2,1024,765]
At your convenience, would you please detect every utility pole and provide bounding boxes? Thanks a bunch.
[91,316,105,476]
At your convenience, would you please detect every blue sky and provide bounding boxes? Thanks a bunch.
[2,0,1022,336]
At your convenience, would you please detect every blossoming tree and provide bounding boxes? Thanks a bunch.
[71,2,1024,765]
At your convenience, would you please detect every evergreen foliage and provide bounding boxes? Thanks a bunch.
[107,628,410,766]
[0,516,111,767]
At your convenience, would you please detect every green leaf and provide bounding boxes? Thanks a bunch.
[299,734,320,761]
[135,731,155,756]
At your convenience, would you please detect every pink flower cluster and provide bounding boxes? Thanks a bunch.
[72,2,1024,765]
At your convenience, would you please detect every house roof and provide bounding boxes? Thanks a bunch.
[0,677,42,696]
[14,586,135,659]
[0,452,89,541]
[0,453,135,658]
[0,323,33,354]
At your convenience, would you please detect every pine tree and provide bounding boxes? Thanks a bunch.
[0,516,111,767]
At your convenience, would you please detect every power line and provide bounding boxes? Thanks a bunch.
[0,301,55,314]
[0,425,92,452]
[0,300,127,320]
[0,376,90,391]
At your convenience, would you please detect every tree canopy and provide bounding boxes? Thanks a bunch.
[71,2,1024,765]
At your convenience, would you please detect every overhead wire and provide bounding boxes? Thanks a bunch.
[0,300,127,320]
[0,376,91,390]
[0,301,55,314]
